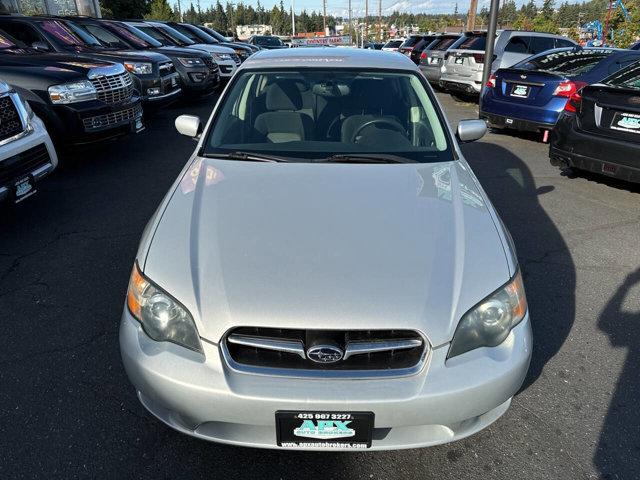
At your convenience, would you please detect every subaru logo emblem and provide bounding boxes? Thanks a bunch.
[307,345,344,364]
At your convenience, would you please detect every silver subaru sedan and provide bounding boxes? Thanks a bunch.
[120,48,532,451]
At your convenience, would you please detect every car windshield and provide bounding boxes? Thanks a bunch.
[68,22,129,49]
[458,35,486,51]
[204,69,450,163]
[603,61,640,90]
[256,36,283,46]
[516,49,612,77]
[39,20,99,47]
[135,25,171,46]
[173,24,213,43]
[156,24,194,46]
[430,37,458,51]
[107,22,161,48]
[0,31,18,49]
[200,26,226,42]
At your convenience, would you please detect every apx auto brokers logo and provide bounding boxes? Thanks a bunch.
[294,420,356,439]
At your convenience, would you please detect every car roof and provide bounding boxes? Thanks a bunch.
[239,47,418,71]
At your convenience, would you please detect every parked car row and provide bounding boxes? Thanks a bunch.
[399,29,640,185]
[0,15,258,207]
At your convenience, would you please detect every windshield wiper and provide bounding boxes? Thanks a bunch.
[202,151,291,163]
[320,154,418,164]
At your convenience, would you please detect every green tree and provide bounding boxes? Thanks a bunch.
[145,0,177,20]
[100,0,149,19]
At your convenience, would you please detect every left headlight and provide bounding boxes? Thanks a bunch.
[127,263,203,354]
[448,270,527,359]
[124,62,153,75]
[177,57,205,67]
[213,53,232,61]
[48,80,97,104]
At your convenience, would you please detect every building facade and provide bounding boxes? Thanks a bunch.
[0,0,101,16]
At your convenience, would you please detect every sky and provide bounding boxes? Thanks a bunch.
[193,0,549,18]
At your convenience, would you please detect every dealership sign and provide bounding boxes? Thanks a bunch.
[293,35,352,46]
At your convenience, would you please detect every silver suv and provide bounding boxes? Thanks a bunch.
[440,30,577,95]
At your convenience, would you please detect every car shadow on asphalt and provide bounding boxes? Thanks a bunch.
[460,141,576,391]
[595,267,640,478]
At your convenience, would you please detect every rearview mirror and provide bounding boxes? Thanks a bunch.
[32,41,50,52]
[456,119,487,143]
[175,115,202,139]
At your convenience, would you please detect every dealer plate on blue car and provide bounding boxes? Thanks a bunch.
[276,411,374,449]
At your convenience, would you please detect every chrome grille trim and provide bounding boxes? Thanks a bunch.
[159,61,175,76]
[82,104,142,131]
[90,72,134,105]
[0,93,27,145]
[227,334,306,359]
[222,328,430,379]
[343,339,423,360]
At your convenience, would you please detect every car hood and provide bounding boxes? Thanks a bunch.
[144,159,510,347]
[0,53,114,81]
[191,43,235,54]
[85,49,170,63]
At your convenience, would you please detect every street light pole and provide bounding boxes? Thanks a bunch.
[479,0,500,113]
[291,0,296,37]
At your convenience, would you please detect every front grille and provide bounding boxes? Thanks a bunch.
[82,104,142,131]
[220,65,233,74]
[159,61,175,76]
[90,72,134,105]
[202,56,219,75]
[231,53,241,65]
[0,95,24,142]
[0,143,50,186]
[224,327,427,376]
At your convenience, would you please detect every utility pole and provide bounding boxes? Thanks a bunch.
[466,0,478,31]
[323,0,327,35]
[348,0,352,44]
[176,0,182,21]
[377,0,381,42]
[479,0,500,113]
[291,0,296,36]
[364,0,368,46]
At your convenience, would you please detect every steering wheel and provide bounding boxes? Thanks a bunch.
[351,118,406,143]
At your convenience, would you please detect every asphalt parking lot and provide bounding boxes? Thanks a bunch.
[1,92,639,480]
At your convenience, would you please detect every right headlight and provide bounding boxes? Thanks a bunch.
[177,57,205,67]
[48,80,97,104]
[127,263,203,354]
[448,270,527,359]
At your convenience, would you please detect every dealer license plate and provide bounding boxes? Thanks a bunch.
[511,84,530,98]
[276,411,374,449]
[610,111,640,134]
[454,57,464,64]
[14,176,35,203]
[429,57,440,65]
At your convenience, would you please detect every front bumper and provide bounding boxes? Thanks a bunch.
[120,310,532,451]
[0,115,57,203]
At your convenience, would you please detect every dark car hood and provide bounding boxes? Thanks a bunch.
[157,46,210,58]
[0,52,115,81]
[75,47,170,64]
[219,41,252,52]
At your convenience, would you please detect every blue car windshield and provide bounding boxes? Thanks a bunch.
[204,69,451,163]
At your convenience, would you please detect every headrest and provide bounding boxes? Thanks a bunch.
[266,81,303,111]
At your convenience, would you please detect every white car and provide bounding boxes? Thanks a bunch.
[0,80,57,204]
[127,21,239,79]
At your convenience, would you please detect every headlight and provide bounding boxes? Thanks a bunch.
[48,80,97,104]
[127,263,203,354]
[177,57,205,67]
[124,62,153,75]
[213,53,232,61]
[448,270,527,359]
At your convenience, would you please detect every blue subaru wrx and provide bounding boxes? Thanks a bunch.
[480,47,640,133]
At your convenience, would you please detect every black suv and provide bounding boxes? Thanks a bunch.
[163,22,253,62]
[399,35,438,65]
[0,29,143,146]
[65,18,220,97]
[0,16,181,107]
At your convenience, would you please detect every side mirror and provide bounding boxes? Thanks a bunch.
[456,119,487,143]
[175,114,202,139]
[32,41,50,52]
